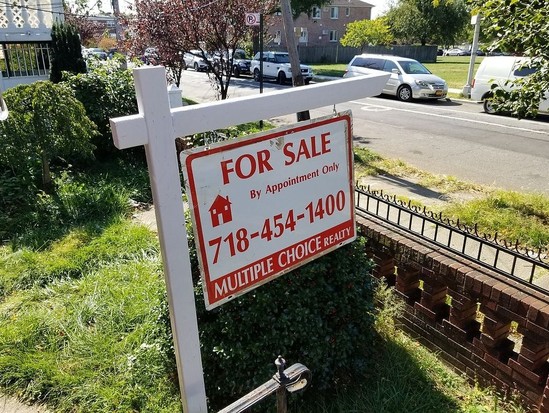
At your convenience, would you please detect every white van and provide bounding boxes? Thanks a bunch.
[343,54,448,102]
[471,56,549,114]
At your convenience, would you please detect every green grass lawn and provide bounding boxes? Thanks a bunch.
[311,55,483,90]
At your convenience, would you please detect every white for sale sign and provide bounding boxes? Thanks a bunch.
[181,112,356,309]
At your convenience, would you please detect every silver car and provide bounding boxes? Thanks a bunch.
[183,50,212,72]
[343,54,448,102]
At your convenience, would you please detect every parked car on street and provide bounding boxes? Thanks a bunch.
[471,56,548,115]
[85,47,108,60]
[183,50,212,72]
[343,54,448,102]
[212,49,251,77]
[443,48,470,56]
[250,51,313,85]
[142,47,158,65]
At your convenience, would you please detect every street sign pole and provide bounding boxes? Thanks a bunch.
[259,13,264,96]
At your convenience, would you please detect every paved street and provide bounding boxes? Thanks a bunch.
[178,70,549,195]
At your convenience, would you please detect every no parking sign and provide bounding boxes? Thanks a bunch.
[245,13,260,26]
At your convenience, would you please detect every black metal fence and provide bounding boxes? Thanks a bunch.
[355,185,549,292]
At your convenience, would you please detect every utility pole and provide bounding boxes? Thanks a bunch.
[280,0,310,121]
[462,14,481,98]
[111,0,123,43]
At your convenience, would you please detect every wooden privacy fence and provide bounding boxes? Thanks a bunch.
[358,212,549,413]
[286,45,439,64]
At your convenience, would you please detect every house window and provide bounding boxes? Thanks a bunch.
[274,30,281,45]
[1,42,51,78]
[345,7,350,17]
[329,30,338,42]
[311,6,321,19]
[330,7,339,19]
[299,28,308,43]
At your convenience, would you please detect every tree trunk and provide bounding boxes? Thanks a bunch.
[41,150,52,191]
[280,0,310,122]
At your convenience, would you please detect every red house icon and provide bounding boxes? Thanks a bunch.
[209,194,233,227]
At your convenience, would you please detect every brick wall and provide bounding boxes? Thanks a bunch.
[357,214,549,412]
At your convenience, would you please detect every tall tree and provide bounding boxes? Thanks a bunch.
[468,0,549,118]
[63,3,104,47]
[386,0,468,46]
[128,0,276,98]
[340,18,394,50]
[49,22,87,83]
[289,0,331,18]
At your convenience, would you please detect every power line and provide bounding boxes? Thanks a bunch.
[0,0,113,17]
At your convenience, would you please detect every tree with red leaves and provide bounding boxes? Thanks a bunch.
[127,0,276,97]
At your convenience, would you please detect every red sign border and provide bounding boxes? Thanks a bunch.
[182,113,355,309]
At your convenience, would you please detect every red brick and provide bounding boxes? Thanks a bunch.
[414,302,438,322]
[396,279,420,294]
[497,285,519,308]
[509,290,530,313]
[526,320,549,338]
[450,305,477,321]
[495,304,527,328]
[481,277,498,299]
[517,354,549,371]
[421,289,447,305]
[482,352,512,376]
[509,358,549,386]
[489,282,510,303]
[517,295,542,318]
[522,333,549,352]
[481,299,498,312]
[482,317,511,339]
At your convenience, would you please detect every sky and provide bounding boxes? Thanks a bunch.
[92,0,392,19]
[368,0,392,19]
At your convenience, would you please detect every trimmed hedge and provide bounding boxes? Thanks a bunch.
[181,223,376,410]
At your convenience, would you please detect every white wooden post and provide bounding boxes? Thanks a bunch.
[109,66,389,413]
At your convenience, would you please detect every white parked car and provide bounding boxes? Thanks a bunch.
[343,54,448,102]
[471,56,548,115]
[250,51,313,85]
[183,50,212,72]
[443,48,470,56]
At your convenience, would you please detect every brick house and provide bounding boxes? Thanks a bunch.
[266,0,374,48]
[0,0,63,91]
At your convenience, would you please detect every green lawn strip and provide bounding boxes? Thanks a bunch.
[424,56,483,90]
[354,147,549,251]
[0,222,159,297]
[301,332,525,413]
[441,190,549,250]
[0,248,181,412]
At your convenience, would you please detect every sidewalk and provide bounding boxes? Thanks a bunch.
[0,396,49,413]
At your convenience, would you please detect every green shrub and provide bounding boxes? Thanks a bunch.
[181,222,376,410]
[63,61,138,158]
[49,22,86,83]
[0,81,97,189]
[2,157,151,249]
